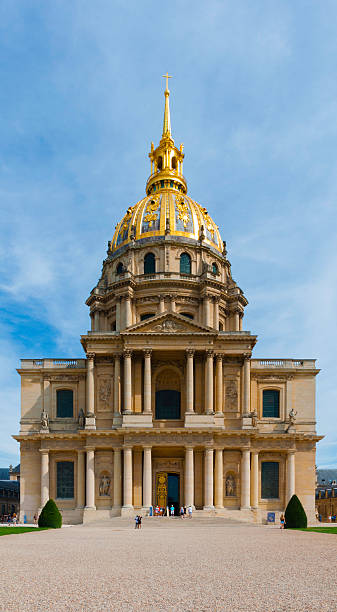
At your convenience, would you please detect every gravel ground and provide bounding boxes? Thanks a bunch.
[0,516,336,612]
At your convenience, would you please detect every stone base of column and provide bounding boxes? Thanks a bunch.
[121,505,134,517]
[113,413,122,427]
[240,505,251,510]
[203,505,215,512]
[185,414,222,427]
[122,414,153,428]
[85,416,96,430]
[83,506,97,523]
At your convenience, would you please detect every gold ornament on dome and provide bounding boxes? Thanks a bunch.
[175,195,190,228]
[201,207,215,238]
[121,206,134,233]
[144,195,160,227]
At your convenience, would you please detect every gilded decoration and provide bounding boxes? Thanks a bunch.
[142,195,161,231]
[175,195,192,231]
[156,472,168,507]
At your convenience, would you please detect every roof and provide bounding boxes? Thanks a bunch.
[317,469,337,485]
[0,480,19,492]
[0,469,9,480]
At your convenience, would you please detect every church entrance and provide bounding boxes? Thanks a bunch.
[156,472,180,514]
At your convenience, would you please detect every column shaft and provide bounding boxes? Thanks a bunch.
[250,451,259,508]
[113,448,122,507]
[186,350,194,414]
[159,296,165,313]
[241,449,251,509]
[85,448,95,509]
[143,350,152,414]
[204,296,210,327]
[125,297,132,328]
[185,447,194,507]
[123,447,133,508]
[123,350,132,414]
[77,450,85,508]
[215,356,223,414]
[86,355,95,416]
[205,351,214,414]
[94,310,100,331]
[113,355,121,414]
[40,450,49,508]
[143,447,152,508]
[204,448,214,509]
[116,300,121,332]
[243,356,251,415]
[214,299,219,330]
[214,449,223,508]
[286,452,295,503]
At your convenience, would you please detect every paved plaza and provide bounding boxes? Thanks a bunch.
[0,517,336,611]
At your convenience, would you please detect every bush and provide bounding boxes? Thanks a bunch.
[285,494,307,529]
[38,499,62,529]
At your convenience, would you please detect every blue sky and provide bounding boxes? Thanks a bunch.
[0,1,336,467]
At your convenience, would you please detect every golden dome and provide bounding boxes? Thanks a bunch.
[110,192,223,253]
[109,76,223,255]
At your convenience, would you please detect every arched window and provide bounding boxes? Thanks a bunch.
[172,156,177,170]
[140,313,154,321]
[56,389,73,418]
[116,262,123,275]
[219,322,223,331]
[180,252,191,274]
[212,262,218,275]
[144,252,155,274]
[262,390,280,418]
[180,312,194,320]
[157,156,163,171]
[111,320,116,331]
[155,390,181,419]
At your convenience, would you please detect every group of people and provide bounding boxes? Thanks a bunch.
[153,504,193,518]
[0,511,17,525]
[134,515,142,529]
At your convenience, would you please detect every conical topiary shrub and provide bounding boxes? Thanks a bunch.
[38,499,62,528]
[285,494,307,528]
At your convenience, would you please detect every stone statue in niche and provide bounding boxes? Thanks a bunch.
[250,410,258,428]
[225,474,236,497]
[40,408,49,430]
[78,408,85,429]
[99,377,111,410]
[99,475,111,496]
[289,408,297,425]
[225,380,238,410]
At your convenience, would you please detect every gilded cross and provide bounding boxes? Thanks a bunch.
[162,72,172,90]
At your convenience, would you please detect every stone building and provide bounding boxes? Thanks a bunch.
[14,82,322,524]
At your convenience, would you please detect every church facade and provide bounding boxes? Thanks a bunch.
[14,83,321,524]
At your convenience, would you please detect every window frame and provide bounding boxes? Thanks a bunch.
[259,385,284,421]
[262,389,280,419]
[144,252,156,275]
[56,388,74,419]
[179,252,192,275]
[56,460,75,500]
[261,461,280,500]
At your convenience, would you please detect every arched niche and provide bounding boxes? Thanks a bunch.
[152,365,184,421]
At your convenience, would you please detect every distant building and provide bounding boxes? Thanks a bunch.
[9,464,20,482]
[0,468,9,480]
[316,469,337,520]
[0,481,19,518]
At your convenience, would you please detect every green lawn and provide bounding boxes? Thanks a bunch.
[297,527,337,534]
[0,527,49,536]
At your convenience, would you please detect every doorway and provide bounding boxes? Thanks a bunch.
[167,473,180,515]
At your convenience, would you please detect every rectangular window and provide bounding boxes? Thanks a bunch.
[262,390,280,418]
[56,389,74,418]
[57,461,74,499]
[261,461,279,499]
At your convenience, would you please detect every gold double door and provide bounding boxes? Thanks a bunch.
[156,472,180,511]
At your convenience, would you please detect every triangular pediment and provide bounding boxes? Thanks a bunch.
[122,312,216,335]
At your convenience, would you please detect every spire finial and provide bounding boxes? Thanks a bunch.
[162,72,172,137]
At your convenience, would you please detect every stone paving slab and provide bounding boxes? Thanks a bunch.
[0,517,336,611]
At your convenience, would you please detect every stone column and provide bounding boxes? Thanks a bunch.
[113,354,121,415]
[203,295,210,327]
[205,350,214,414]
[242,354,251,416]
[204,447,214,509]
[143,446,152,508]
[123,349,132,414]
[234,310,240,331]
[85,448,96,509]
[215,354,223,414]
[125,296,132,329]
[170,295,176,313]
[40,449,49,508]
[186,349,194,414]
[86,353,95,416]
[113,448,122,508]
[214,448,224,508]
[159,295,165,313]
[143,349,152,414]
[241,449,251,509]
[250,450,259,509]
[123,446,133,508]
[286,451,296,504]
[213,297,220,330]
[94,309,100,331]
[184,446,194,507]
[77,450,85,508]
[116,299,121,332]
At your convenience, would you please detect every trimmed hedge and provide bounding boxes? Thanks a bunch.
[285,494,307,529]
[38,499,62,529]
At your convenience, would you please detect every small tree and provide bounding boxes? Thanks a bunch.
[285,494,307,529]
[38,499,62,528]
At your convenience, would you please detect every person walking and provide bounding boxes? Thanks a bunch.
[280,514,285,529]
[138,515,142,529]
[134,515,139,529]
[33,513,38,525]
[170,504,175,517]
[188,505,193,519]
[180,506,184,518]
